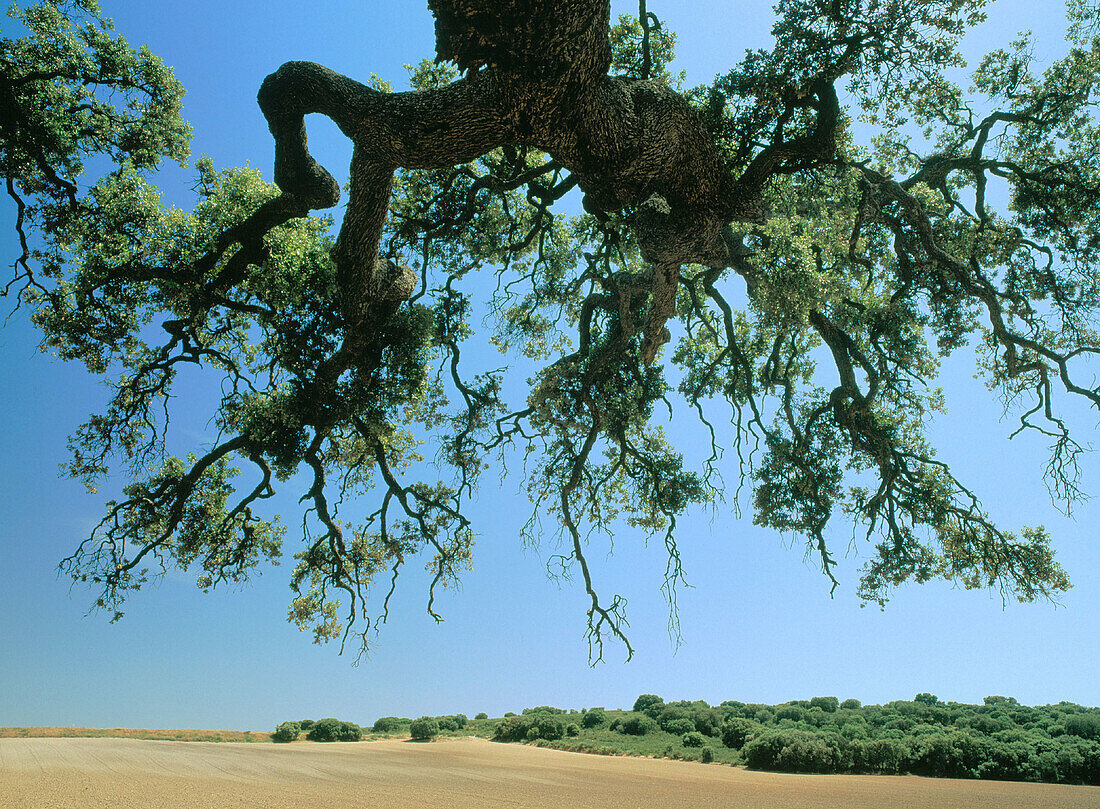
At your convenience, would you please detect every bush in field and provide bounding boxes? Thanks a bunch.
[581,708,607,728]
[840,699,862,710]
[434,713,468,730]
[438,716,459,732]
[475,712,488,720]
[656,705,691,731]
[700,747,715,763]
[299,719,315,730]
[742,730,843,773]
[721,718,758,750]
[273,721,300,742]
[566,723,580,737]
[682,731,706,748]
[810,696,839,713]
[529,713,566,741]
[372,716,403,733]
[306,718,340,742]
[663,718,696,736]
[862,738,904,773]
[522,705,565,715]
[306,718,362,742]
[494,712,567,742]
[693,708,722,737]
[410,717,440,740]
[617,714,658,736]
[633,695,664,716]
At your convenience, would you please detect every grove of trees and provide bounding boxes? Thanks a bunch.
[502,695,1100,783]
[4,0,1100,658]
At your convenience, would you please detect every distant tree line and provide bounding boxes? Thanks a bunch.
[585,693,1100,783]
[273,712,477,742]
[274,695,1100,784]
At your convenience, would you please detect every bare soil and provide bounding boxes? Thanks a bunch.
[1,736,1096,808]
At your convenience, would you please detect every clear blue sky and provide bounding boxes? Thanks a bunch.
[1,1,1097,731]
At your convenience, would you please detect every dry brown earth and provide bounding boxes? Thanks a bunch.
[1,736,1097,808]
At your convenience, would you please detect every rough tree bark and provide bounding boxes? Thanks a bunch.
[257,0,836,366]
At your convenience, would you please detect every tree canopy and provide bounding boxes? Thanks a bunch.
[3,0,1098,661]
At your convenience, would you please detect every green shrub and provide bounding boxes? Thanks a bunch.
[618,714,658,736]
[306,718,339,741]
[273,721,300,743]
[299,719,315,730]
[682,731,706,748]
[566,723,580,737]
[656,706,691,731]
[1065,714,1100,740]
[494,712,566,742]
[581,708,607,728]
[410,717,440,740]
[522,705,565,715]
[840,699,862,710]
[454,714,468,728]
[306,718,361,742]
[863,738,903,773]
[372,716,403,733]
[438,716,459,732]
[742,730,843,773]
[633,694,665,716]
[775,705,807,723]
[693,708,722,737]
[721,718,757,750]
[504,712,517,717]
[700,747,715,763]
[475,712,488,720]
[664,718,696,736]
[810,696,840,713]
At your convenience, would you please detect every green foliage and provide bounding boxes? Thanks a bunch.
[306,718,362,742]
[614,714,659,736]
[663,718,696,736]
[1065,714,1100,740]
[581,708,607,729]
[721,718,759,750]
[474,712,488,721]
[409,717,440,740]
[437,716,459,732]
[453,696,1100,784]
[632,695,664,716]
[810,696,840,713]
[682,731,706,748]
[272,721,300,742]
[372,716,404,733]
[494,712,566,742]
[743,729,845,773]
[4,0,1097,664]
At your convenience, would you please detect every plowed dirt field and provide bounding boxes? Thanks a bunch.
[1,736,1096,808]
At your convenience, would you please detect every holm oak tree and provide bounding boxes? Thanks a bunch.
[3,0,1097,660]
